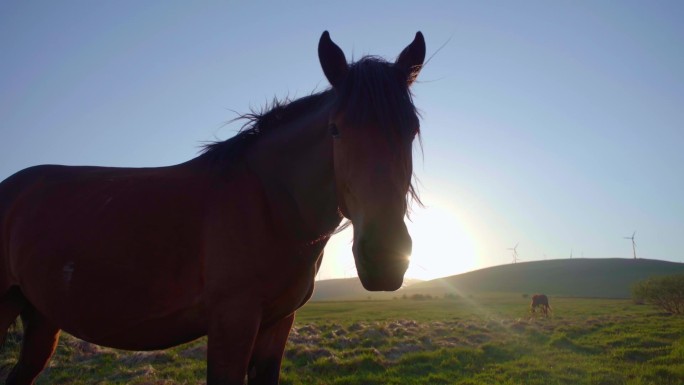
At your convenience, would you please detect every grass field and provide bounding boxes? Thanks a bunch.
[1,294,683,384]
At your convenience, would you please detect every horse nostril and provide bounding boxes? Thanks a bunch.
[360,239,409,265]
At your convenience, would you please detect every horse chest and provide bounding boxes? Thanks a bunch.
[259,249,322,325]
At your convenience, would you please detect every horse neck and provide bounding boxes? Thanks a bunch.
[245,102,342,245]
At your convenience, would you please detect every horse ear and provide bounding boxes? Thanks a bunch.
[318,31,348,88]
[396,31,426,86]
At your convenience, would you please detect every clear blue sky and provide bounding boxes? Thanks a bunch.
[2,1,683,280]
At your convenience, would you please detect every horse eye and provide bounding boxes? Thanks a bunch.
[329,123,340,139]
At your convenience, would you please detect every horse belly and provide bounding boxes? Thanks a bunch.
[15,263,205,348]
[20,258,208,349]
[64,302,208,351]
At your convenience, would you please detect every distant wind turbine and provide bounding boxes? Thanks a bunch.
[508,243,520,264]
[570,249,573,259]
[624,231,637,259]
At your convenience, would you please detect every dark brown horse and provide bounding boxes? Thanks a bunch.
[530,294,551,317]
[0,31,426,384]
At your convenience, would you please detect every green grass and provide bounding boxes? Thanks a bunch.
[1,294,683,384]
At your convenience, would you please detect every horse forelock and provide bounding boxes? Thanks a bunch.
[334,56,423,210]
[335,57,420,136]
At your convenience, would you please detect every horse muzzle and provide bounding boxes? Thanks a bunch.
[354,237,411,291]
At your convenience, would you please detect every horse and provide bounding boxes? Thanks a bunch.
[530,294,551,317]
[0,31,426,385]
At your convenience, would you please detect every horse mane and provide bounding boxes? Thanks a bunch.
[200,91,333,165]
[201,55,422,206]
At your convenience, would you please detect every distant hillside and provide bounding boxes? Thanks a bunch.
[311,278,423,301]
[310,259,684,301]
[406,258,684,299]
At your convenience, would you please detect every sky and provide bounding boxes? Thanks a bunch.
[2,1,683,281]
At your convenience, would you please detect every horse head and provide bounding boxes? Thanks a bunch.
[318,31,425,291]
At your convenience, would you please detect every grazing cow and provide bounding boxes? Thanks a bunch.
[530,294,551,316]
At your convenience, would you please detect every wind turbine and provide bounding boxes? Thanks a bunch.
[624,231,637,259]
[508,243,520,264]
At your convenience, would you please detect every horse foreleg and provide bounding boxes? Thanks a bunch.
[207,304,262,385]
[248,314,295,385]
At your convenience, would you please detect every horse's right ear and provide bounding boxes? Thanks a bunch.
[318,31,348,88]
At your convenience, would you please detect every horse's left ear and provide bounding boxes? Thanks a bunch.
[396,31,426,86]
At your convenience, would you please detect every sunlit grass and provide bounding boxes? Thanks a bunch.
[0,294,682,384]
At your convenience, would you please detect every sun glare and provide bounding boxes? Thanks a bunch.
[404,195,479,280]
[319,194,479,282]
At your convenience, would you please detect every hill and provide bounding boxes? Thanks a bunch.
[405,258,684,298]
[311,278,423,301]
[310,259,684,301]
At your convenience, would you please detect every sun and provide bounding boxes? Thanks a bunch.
[404,195,479,281]
[318,193,479,282]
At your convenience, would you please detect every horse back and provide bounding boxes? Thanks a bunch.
[0,164,216,343]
